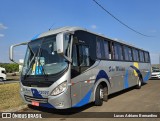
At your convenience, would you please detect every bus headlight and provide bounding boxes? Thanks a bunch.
[51,81,67,96]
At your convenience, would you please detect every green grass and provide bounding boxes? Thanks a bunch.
[0,83,25,111]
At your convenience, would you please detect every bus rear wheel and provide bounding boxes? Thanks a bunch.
[136,77,142,89]
[95,84,108,106]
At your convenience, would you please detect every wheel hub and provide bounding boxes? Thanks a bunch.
[100,89,104,99]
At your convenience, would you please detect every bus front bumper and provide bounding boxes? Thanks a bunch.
[20,91,72,109]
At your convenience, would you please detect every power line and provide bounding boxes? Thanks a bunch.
[92,0,152,37]
[49,23,55,31]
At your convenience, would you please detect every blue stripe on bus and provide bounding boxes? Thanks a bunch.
[31,89,43,98]
[143,71,151,82]
[31,88,54,108]
[124,69,129,89]
[73,89,92,107]
[73,70,110,107]
[31,33,41,40]
[95,70,111,86]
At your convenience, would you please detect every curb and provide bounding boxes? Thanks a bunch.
[0,82,4,85]
[2,105,28,112]
[0,81,19,85]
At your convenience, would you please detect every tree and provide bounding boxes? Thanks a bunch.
[0,63,19,73]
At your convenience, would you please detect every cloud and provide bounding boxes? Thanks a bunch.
[0,23,8,30]
[150,30,157,33]
[91,25,97,29]
[0,34,4,37]
[0,23,7,38]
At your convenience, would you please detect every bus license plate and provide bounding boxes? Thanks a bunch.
[32,101,39,106]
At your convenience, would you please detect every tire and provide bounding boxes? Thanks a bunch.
[136,77,142,89]
[28,104,35,109]
[103,87,108,102]
[95,84,103,106]
[0,78,3,82]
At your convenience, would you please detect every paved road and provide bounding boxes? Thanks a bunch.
[0,80,19,84]
[18,79,160,120]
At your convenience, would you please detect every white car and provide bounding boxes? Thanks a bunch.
[0,67,6,81]
[151,69,160,79]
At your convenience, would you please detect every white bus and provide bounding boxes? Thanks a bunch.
[9,27,151,109]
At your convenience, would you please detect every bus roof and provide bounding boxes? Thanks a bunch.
[35,26,148,52]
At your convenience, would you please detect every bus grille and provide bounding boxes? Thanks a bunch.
[24,95,48,103]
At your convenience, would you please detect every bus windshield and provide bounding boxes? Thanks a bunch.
[22,35,69,76]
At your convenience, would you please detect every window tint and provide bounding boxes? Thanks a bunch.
[119,44,124,60]
[113,43,123,60]
[133,49,139,61]
[72,45,78,66]
[113,43,118,60]
[103,40,109,59]
[124,46,133,61]
[100,40,105,59]
[139,51,145,62]
[144,52,150,62]
[128,47,133,61]
[96,38,102,58]
[124,46,129,61]
[79,45,90,66]
[96,37,109,59]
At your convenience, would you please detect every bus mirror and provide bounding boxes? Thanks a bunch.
[56,33,72,63]
[56,33,65,55]
[9,42,28,65]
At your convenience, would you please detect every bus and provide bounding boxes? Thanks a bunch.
[9,26,151,109]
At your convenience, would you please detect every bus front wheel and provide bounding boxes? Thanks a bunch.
[95,84,104,106]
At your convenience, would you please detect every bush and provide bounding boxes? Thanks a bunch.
[0,63,19,73]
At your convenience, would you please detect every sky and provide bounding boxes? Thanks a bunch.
[0,0,160,64]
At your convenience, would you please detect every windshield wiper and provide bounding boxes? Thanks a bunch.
[24,46,39,80]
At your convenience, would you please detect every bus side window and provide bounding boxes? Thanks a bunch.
[128,47,133,61]
[104,40,109,59]
[108,42,112,59]
[111,43,114,59]
[124,46,129,61]
[133,48,139,62]
[139,50,145,62]
[78,45,90,67]
[124,46,134,61]
[144,52,150,63]
[113,43,118,60]
[96,38,102,59]
[113,43,123,60]
[119,44,124,60]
